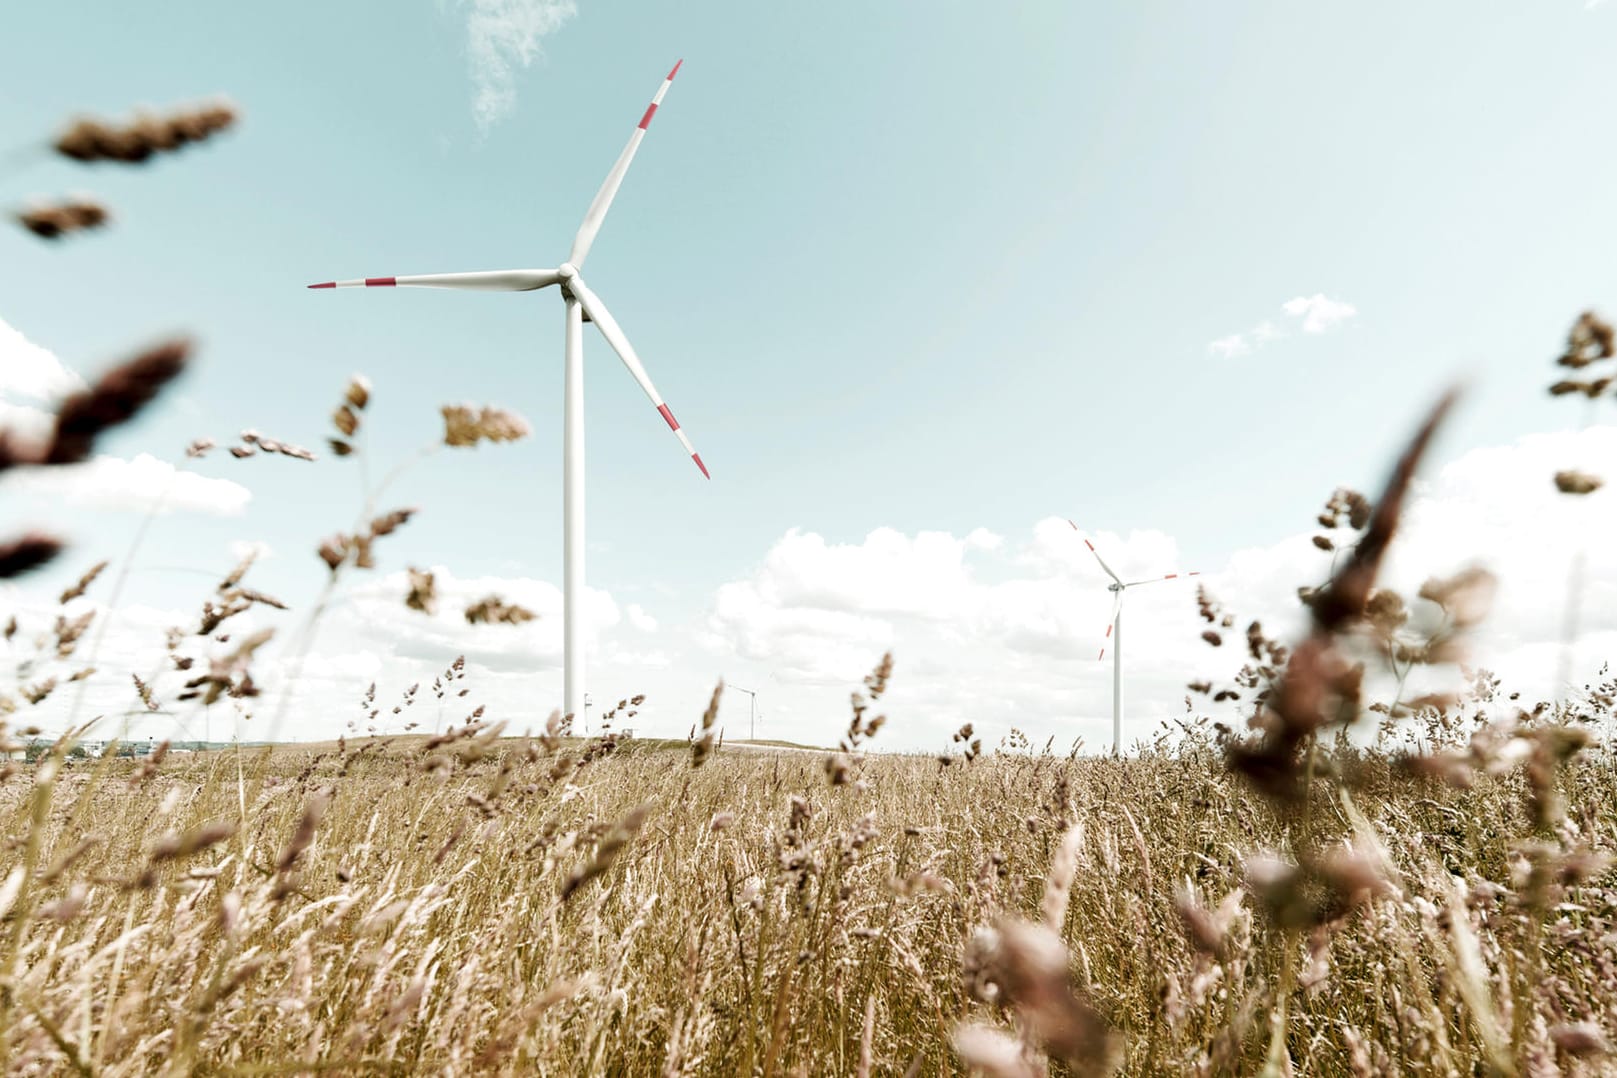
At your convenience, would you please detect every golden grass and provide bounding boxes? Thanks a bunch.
[0,728,1614,1075]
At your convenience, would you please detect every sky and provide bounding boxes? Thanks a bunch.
[2,1,1616,751]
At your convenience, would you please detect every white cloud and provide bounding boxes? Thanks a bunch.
[2,453,251,516]
[0,400,53,452]
[342,567,601,671]
[626,603,658,633]
[1209,295,1357,359]
[1207,333,1249,359]
[0,317,83,400]
[701,523,1193,736]
[607,647,670,669]
[230,539,274,563]
[741,527,985,621]
[452,0,577,132]
[966,528,1005,551]
[1282,293,1358,334]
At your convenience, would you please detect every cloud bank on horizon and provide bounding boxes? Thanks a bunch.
[9,421,1617,751]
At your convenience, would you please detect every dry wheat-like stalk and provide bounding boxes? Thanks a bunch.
[561,804,650,900]
[463,595,535,626]
[0,534,63,579]
[15,196,110,239]
[691,681,723,767]
[0,339,189,474]
[441,404,532,448]
[53,99,238,164]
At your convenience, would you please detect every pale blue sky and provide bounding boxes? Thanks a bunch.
[2,2,1615,746]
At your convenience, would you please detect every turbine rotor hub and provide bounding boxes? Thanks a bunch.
[557,263,578,280]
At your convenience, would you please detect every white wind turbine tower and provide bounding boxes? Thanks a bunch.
[730,684,758,741]
[309,61,706,725]
[1069,521,1199,755]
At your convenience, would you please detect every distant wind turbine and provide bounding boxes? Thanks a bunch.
[308,61,706,725]
[730,684,759,741]
[1069,521,1199,755]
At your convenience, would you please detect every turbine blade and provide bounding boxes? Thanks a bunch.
[568,60,682,268]
[1068,520,1123,585]
[1098,591,1122,661]
[1123,570,1202,588]
[570,277,709,479]
[306,270,561,292]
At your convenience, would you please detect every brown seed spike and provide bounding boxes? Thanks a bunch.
[53,100,239,165]
[60,560,108,604]
[0,533,64,578]
[332,404,358,437]
[405,567,437,615]
[344,375,371,410]
[1555,470,1603,495]
[16,198,111,240]
[317,535,348,572]
[47,340,190,466]
[1310,389,1459,632]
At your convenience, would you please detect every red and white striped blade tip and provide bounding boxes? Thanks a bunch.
[1097,648,1106,661]
[656,403,709,479]
[306,278,396,289]
[638,61,685,129]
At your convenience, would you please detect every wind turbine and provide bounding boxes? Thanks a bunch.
[308,61,705,726]
[1069,521,1199,755]
[730,684,758,741]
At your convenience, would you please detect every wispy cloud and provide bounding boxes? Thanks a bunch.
[452,0,578,133]
[1207,294,1358,358]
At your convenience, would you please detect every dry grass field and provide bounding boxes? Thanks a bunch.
[1,703,1615,1076]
